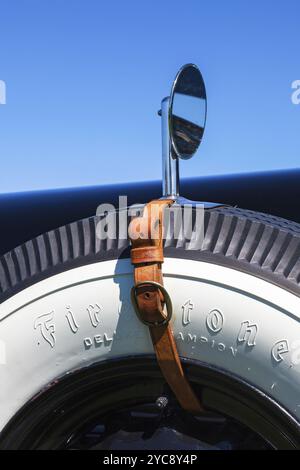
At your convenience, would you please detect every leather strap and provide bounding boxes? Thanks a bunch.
[129,199,203,414]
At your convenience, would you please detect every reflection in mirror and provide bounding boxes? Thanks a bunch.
[170,64,207,160]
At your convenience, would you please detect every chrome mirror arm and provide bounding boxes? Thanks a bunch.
[161,97,179,198]
[158,98,226,209]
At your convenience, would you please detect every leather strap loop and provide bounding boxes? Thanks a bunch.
[129,199,203,414]
[131,246,164,265]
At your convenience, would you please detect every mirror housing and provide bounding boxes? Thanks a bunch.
[170,64,207,160]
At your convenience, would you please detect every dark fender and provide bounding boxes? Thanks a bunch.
[0,168,299,256]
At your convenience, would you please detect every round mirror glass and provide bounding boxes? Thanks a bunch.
[169,64,207,160]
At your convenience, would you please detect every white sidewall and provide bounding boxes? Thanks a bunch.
[1,258,300,431]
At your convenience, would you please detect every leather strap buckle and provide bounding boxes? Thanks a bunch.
[130,281,173,327]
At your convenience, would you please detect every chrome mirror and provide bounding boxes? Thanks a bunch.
[159,64,224,209]
[159,63,207,199]
[170,64,207,160]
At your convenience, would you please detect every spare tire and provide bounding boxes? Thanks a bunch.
[1,206,300,449]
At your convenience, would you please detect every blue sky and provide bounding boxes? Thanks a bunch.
[0,0,299,193]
